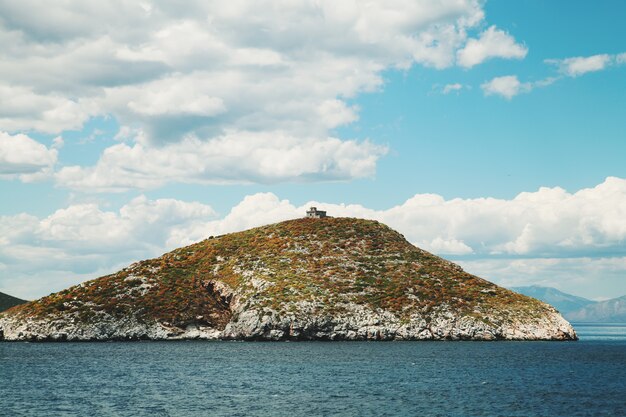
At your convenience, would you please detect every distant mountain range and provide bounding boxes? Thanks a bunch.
[512,286,626,323]
[510,286,596,315]
[0,292,27,312]
[566,296,626,323]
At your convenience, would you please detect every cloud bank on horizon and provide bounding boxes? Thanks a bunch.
[2,177,626,299]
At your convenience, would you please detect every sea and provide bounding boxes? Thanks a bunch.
[1,323,625,417]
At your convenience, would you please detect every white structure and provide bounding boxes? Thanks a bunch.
[306,207,327,218]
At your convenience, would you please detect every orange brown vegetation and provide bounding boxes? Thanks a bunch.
[2,218,545,327]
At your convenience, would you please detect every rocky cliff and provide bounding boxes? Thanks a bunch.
[0,218,576,341]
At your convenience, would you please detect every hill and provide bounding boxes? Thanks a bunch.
[511,286,596,315]
[511,286,626,323]
[0,292,27,312]
[566,296,626,323]
[0,218,576,341]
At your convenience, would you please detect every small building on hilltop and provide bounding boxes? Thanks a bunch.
[306,207,327,218]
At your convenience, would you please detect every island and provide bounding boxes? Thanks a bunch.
[0,217,576,341]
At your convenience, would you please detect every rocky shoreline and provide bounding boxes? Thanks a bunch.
[0,302,577,342]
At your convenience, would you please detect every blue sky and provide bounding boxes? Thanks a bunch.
[1,0,625,300]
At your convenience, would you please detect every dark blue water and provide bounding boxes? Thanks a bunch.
[2,324,625,417]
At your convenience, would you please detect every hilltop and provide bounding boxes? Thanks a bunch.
[0,218,576,341]
[0,292,27,312]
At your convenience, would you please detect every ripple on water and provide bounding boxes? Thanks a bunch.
[1,338,626,417]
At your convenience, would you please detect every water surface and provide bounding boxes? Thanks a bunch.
[1,324,625,416]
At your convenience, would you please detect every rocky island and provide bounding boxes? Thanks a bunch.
[0,217,576,341]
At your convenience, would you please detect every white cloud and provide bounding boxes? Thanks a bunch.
[56,131,387,191]
[554,54,612,77]
[481,75,530,99]
[127,92,226,117]
[482,51,626,100]
[100,67,378,143]
[456,26,527,68]
[421,237,474,255]
[0,195,217,298]
[51,136,64,149]
[459,257,626,301]
[545,53,624,77]
[442,83,464,94]
[0,1,151,42]
[0,132,58,180]
[192,177,626,260]
[37,196,216,251]
[5,177,626,298]
[0,85,95,133]
[0,1,519,187]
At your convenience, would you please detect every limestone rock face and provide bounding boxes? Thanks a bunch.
[0,218,577,341]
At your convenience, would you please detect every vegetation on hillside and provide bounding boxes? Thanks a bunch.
[2,218,548,328]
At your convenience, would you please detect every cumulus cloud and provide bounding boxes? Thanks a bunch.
[0,195,216,298]
[549,54,612,77]
[459,256,626,300]
[483,51,626,100]
[481,75,530,99]
[442,83,464,94]
[0,131,58,180]
[289,177,626,259]
[456,26,527,68]
[51,136,64,149]
[546,52,626,77]
[4,177,626,298]
[55,132,387,191]
[179,177,626,262]
[0,1,525,187]
[0,85,95,133]
[38,196,216,250]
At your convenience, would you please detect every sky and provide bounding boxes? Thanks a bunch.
[1,0,625,301]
